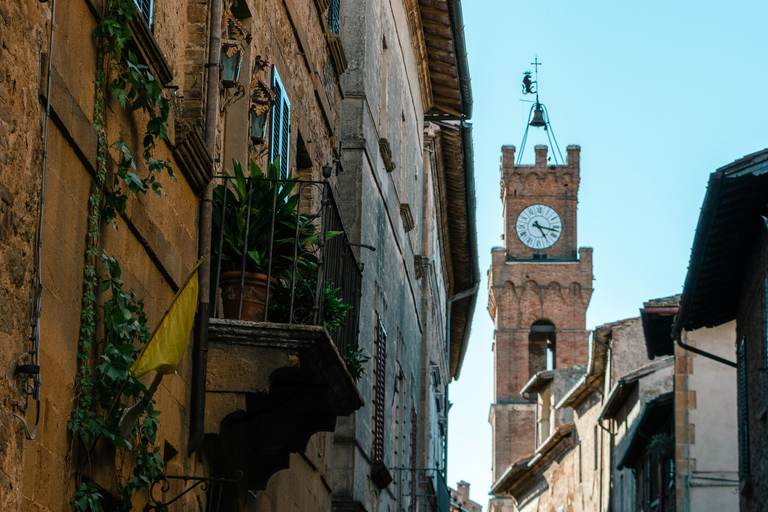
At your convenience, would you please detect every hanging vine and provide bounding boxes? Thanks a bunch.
[68,0,176,509]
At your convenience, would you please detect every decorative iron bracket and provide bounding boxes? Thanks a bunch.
[144,470,244,511]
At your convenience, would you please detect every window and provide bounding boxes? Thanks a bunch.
[738,336,750,477]
[373,315,387,462]
[133,0,153,26]
[270,67,291,179]
[328,0,341,34]
[594,425,600,472]
[529,320,556,376]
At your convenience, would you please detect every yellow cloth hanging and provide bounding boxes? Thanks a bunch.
[130,258,204,378]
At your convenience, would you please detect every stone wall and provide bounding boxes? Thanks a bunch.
[0,0,49,508]
[0,0,205,507]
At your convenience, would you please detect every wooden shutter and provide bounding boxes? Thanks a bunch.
[328,0,341,33]
[738,336,750,477]
[133,0,153,25]
[270,68,291,179]
[373,315,387,462]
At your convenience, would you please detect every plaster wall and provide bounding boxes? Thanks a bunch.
[677,321,739,512]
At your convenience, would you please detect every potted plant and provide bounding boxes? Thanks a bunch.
[212,158,334,320]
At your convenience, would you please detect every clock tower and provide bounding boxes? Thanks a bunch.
[487,144,593,487]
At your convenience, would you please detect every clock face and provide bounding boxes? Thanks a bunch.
[515,204,562,249]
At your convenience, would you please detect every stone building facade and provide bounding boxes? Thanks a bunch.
[0,0,477,511]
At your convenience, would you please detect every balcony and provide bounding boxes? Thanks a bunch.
[203,161,364,490]
[391,468,450,512]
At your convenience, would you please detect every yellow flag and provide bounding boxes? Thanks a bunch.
[131,258,204,378]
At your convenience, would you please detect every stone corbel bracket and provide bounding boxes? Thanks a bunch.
[204,319,364,490]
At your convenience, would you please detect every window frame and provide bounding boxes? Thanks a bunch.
[270,67,291,180]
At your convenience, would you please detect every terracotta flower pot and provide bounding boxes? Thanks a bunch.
[219,271,276,321]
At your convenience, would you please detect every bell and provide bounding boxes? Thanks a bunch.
[529,104,546,127]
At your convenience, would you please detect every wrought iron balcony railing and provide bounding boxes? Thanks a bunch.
[211,174,361,358]
[393,467,450,512]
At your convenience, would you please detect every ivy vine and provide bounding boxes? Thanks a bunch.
[68,0,176,509]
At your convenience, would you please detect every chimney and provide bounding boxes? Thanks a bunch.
[457,480,470,500]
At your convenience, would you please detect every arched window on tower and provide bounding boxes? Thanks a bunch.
[529,320,556,376]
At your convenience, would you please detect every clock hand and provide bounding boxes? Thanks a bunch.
[532,222,546,237]
[533,221,559,232]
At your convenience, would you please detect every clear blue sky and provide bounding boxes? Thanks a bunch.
[447,1,768,507]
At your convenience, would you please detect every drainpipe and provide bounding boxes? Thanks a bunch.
[444,284,479,362]
[189,0,222,455]
[674,331,736,368]
[12,0,58,441]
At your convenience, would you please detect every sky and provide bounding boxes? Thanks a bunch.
[446,1,768,507]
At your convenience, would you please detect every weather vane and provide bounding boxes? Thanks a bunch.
[517,55,564,165]
[522,56,541,95]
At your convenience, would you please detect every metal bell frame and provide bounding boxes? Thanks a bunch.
[517,95,564,165]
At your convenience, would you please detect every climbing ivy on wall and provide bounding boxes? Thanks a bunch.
[68,0,176,509]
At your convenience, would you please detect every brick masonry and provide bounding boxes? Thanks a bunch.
[488,144,593,482]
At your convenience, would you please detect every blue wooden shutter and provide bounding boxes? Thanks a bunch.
[133,0,154,26]
[270,68,291,179]
[329,0,341,34]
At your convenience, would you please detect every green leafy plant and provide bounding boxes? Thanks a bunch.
[647,432,674,461]
[212,158,338,277]
[74,482,105,512]
[269,274,354,332]
[343,348,370,382]
[70,0,175,509]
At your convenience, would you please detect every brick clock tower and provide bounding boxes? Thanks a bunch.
[487,144,593,489]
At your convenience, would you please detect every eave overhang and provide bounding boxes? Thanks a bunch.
[557,327,610,409]
[520,370,554,396]
[675,148,768,334]
[617,393,673,470]
[598,356,673,421]
[439,122,478,379]
[640,297,679,359]
[490,423,576,500]
[417,0,473,119]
